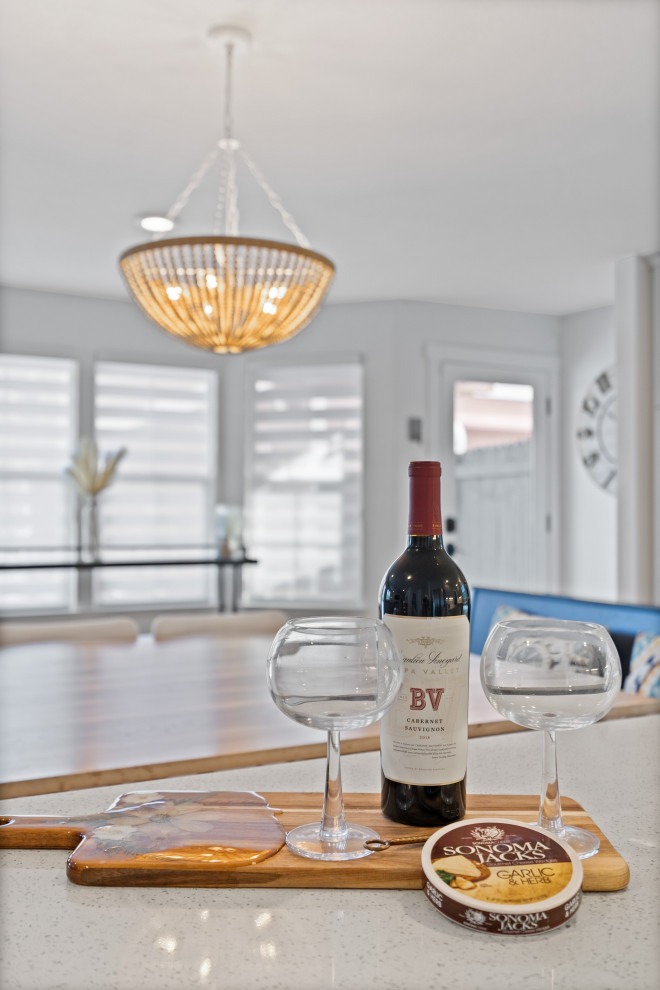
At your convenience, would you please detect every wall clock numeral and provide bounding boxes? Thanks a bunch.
[575,366,617,496]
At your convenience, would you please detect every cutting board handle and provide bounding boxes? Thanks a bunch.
[0,814,93,849]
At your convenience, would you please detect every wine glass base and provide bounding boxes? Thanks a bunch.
[539,823,600,860]
[285,822,380,861]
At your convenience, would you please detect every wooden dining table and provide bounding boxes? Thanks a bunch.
[1,633,657,799]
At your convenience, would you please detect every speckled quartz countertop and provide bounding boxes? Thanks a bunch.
[1,715,658,990]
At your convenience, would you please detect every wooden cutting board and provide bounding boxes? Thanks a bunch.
[0,790,629,891]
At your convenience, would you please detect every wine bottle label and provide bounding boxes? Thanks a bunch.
[381,614,470,785]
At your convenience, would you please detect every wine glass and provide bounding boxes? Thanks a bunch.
[267,616,403,861]
[480,618,621,859]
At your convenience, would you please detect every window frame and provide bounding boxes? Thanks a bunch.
[0,353,79,616]
[88,358,221,612]
[241,351,365,611]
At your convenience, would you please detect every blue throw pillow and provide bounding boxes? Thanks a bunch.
[606,630,635,682]
[623,632,660,698]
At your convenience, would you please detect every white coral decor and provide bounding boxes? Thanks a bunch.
[66,437,126,496]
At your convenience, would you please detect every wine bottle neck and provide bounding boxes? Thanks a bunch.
[408,461,443,537]
[407,534,445,549]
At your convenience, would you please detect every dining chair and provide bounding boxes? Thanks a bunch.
[151,610,288,641]
[0,616,141,646]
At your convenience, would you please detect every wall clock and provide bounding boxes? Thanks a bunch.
[575,366,617,495]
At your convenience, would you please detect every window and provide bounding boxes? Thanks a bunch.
[243,360,363,607]
[92,361,218,607]
[451,379,535,590]
[0,355,77,612]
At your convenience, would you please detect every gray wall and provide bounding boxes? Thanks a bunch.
[559,306,617,600]
[2,283,623,612]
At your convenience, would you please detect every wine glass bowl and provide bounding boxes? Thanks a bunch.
[481,618,621,730]
[481,618,621,858]
[267,616,403,860]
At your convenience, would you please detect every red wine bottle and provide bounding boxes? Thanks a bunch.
[379,461,471,826]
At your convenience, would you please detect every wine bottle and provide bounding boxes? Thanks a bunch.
[379,460,471,826]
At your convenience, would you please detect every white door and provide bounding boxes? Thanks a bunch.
[426,346,559,594]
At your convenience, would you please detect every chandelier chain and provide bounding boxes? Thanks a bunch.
[213,150,227,235]
[214,143,241,236]
[213,41,239,236]
[164,144,221,226]
[223,41,235,144]
[239,148,310,248]
[153,31,312,247]
[224,146,240,236]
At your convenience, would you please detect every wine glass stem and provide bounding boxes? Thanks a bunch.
[319,730,348,842]
[538,729,565,834]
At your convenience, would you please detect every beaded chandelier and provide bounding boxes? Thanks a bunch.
[119,26,335,355]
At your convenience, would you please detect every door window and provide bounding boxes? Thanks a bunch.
[452,380,535,590]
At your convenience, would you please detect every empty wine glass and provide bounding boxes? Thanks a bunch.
[267,616,403,861]
[480,618,621,859]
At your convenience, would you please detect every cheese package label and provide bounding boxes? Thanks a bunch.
[422,818,584,935]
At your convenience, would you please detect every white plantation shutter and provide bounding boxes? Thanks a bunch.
[0,355,77,611]
[93,361,218,606]
[243,361,363,607]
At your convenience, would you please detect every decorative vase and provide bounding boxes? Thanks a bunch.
[79,495,100,561]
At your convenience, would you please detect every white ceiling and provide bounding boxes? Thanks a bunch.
[1,0,658,316]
